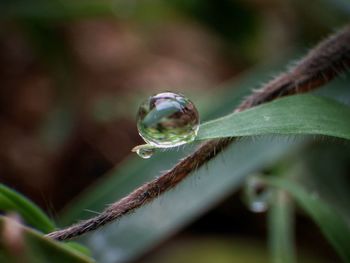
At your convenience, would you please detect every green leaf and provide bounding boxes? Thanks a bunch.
[197,95,350,141]
[0,216,94,263]
[266,178,350,263]
[0,184,55,233]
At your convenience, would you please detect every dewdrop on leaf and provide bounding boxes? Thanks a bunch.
[137,92,200,147]
[133,92,200,159]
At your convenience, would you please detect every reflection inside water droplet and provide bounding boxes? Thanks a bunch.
[136,92,200,148]
[243,176,271,213]
[132,92,200,159]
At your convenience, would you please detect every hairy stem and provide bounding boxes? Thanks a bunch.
[47,25,350,241]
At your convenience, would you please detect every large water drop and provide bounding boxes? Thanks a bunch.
[136,92,200,148]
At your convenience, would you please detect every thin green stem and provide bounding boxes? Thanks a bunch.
[268,189,296,263]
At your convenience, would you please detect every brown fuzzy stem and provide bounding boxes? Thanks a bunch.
[47,25,350,241]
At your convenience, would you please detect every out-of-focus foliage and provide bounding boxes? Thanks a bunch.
[267,178,350,263]
[0,184,55,233]
[0,216,94,263]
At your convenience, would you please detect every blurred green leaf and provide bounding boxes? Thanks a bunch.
[0,184,55,233]
[268,189,296,263]
[64,242,92,257]
[0,216,94,263]
[298,142,350,224]
[266,178,350,263]
[197,95,350,141]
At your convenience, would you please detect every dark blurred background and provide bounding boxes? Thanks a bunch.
[0,0,349,262]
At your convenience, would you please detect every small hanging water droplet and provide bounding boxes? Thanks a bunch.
[136,92,200,148]
[132,144,156,159]
[243,176,271,213]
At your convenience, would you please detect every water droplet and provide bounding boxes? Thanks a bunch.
[243,176,271,213]
[132,144,155,159]
[136,92,199,148]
